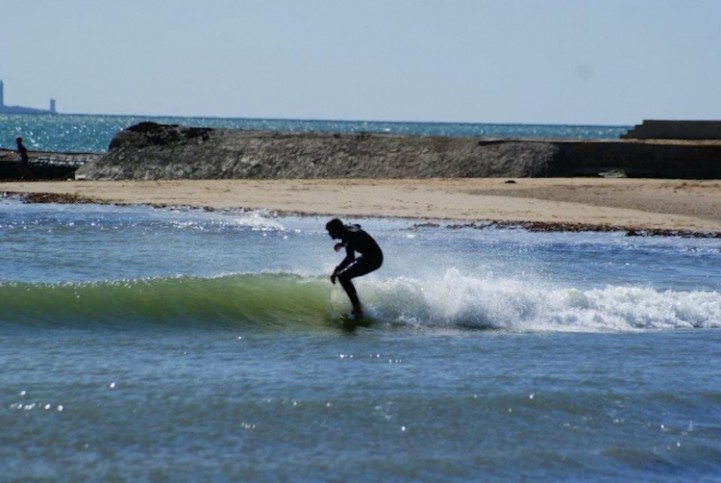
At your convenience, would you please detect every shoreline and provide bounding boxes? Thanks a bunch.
[1,178,720,237]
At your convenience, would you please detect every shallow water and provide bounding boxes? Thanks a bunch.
[1,201,720,481]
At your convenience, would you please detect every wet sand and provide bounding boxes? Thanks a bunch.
[1,178,720,235]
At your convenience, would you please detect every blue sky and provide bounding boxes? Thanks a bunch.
[2,0,719,124]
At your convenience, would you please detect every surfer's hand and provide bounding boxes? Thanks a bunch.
[330,272,337,284]
[334,243,344,252]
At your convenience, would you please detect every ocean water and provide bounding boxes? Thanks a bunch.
[2,200,721,482]
[1,114,719,481]
[0,113,630,153]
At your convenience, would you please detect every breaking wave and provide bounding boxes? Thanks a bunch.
[1,269,719,332]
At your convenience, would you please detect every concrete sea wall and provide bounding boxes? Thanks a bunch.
[0,149,100,180]
[622,120,721,140]
[74,122,721,180]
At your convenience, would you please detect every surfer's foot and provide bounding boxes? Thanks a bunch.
[351,308,364,319]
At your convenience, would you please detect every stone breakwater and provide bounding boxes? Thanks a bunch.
[74,122,721,181]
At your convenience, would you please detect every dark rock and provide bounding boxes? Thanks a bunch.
[79,123,571,181]
[108,122,212,150]
[76,122,721,181]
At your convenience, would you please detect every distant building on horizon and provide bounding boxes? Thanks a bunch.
[0,79,57,115]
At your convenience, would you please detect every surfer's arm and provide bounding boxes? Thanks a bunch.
[334,257,353,274]
[331,246,355,283]
[338,245,355,270]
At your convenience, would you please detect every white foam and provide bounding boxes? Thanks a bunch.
[363,268,721,332]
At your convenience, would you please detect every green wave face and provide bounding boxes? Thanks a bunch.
[0,274,338,331]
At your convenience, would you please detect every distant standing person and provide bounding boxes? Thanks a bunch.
[15,137,33,179]
[326,218,383,318]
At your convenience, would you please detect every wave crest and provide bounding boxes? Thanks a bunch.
[1,270,719,332]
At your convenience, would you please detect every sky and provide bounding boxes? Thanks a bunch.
[1,0,720,125]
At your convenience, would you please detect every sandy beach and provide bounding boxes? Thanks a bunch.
[1,178,720,235]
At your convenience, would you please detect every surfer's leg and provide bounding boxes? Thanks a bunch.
[337,259,379,316]
[338,275,362,315]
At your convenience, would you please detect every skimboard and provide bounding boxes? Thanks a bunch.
[339,311,370,322]
[338,312,373,331]
[328,290,373,329]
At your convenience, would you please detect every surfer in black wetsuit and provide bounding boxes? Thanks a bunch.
[326,218,383,319]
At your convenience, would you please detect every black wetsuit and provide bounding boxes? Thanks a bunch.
[335,224,383,311]
[15,139,33,179]
[16,140,29,166]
